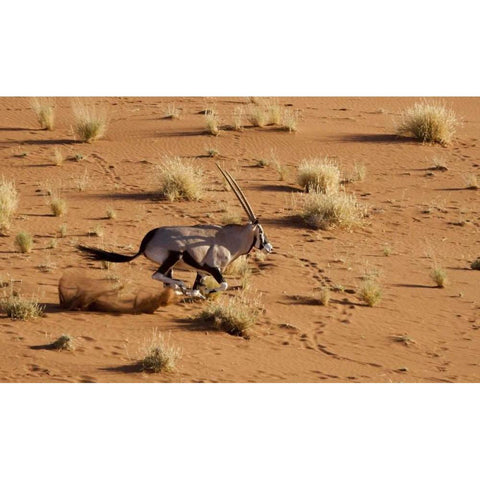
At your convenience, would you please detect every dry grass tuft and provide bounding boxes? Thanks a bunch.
[301,191,365,230]
[140,331,181,373]
[317,288,331,306]
[72,102,108,143]
[50,334,74,351]
[206,147,219,157]
[224,256,250,278]
[396,101,458,145]
[246,105,268,127]
[0,178,19,234]
[106,207,117,219]
[57,223,67,238]
[14,231,33,253]
[431,266,447,287]
[31,98,55,130]
[280,109,299,132]
[205,112,220,135]
[49,196,67,217]
[0,292,44,320]
[358,278,382,307]
[52,147,65,166]
[464,174,479,190]
[232,107,244,131]
[297,158,341,193]
[163,103,181,119]
[196,291,262,338]
[157,157,204,201]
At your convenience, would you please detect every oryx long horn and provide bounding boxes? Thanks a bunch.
[216,164,257,223]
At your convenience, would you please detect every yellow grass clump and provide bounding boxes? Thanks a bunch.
[431,267,447,288]
[205,112,220,135]
[50,334,75,351]
[0,292,44,320]
[297,158,341,194]
[358,279,382,307]
[31,97,55,130]
[0,178,19,234]
[396,102,458,145]
[157,157,204,201]
[14,231,33,253]
[140,332,181,373]
[246,105,268,127]
[49,196,67,217]
[301,191,365,230]
[232,107,244,131]
[163,103,181,119]
[72,103,108,143]
[196,291,262,338]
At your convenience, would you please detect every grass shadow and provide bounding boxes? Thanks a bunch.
[335,133,418,144]
[393,283,437,289]
[251,184,303,193]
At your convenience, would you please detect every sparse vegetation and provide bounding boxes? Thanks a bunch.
[157,157,204,201]
[49,196,67,217]
[14,231,33,253]
[272,158,287,181]
[196,291,262,338]
[74,169,90,192]
[464,174,479,190]
[224,256,250,278]
[50,334,75,351]
[301,191,365,230]
[0,178,19,234]
[396,101,458,145]
[267,101,283,125]
[431,266,447,288]
[297,158,341,194]
[383,245,392,257]
[72,102,108,143]
[106,207,117,219]
[391,334,415,346]
[206,147,219,157]
[317,288,331,306]
[247,105,268,127]
[432,156,448,171]
[221,211,242,225]
[37,256,56,272]
[205,112,220,135]
[280,109,299,132]
[163,103,181,119]
[0,292,44,320]
[31,97,55,130]
[52,147,65,166]
[347,163,367,183]
[358,278,382,306]
[140,332,181,373]
[232,107,244,131]
[57,223,67,238]
[88,225,104,237]
[471,258,480,270]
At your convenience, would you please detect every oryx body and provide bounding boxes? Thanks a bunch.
[78,165,272,298]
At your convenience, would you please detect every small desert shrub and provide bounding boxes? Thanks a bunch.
[431,267,447,287]
[37,256,56,272]
[256,157,270,168]
[297,158,341,193]
[317,288,331,306]
[88,225,104,237]
[74,169,90,192]
[106,207,117,219]
[347,163,367,183]
[163,103,181,119]
[432,156,448,171]
[396,102,458,145]
[221,211,242,225]
[31,97,55,130]
[471,258,480,270]
[358,279,382,307]
[224,256,250,278]
[50,334,74,351]
[196,292,262,337]
[301,191,365,230]
[205,112,220,135]
[232,107,244,131]
[464,174,479,190]
[0,293,44,320]
[246,106,268,127]
[267,101,283,125]
[281,109,299,132]
[0,178,19,234]
[157,157,204,201]
[49,196,67,217]
[383,245,393,257]
[14,231,33,253]
[206,147,219,157]
[47,239,57,249]
[52,147,65,166]
[140,332,181,373]
[57,223,67,238]
[272,158,287,181]
[72,102,108,143]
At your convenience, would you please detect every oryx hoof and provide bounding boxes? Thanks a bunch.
[185,289,206,300]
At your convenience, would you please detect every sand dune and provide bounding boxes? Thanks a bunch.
[1,96,480,383]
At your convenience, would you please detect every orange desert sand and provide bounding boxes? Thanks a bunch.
[1,96,480,383]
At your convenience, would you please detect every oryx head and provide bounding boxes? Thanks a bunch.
[217,164,273,254]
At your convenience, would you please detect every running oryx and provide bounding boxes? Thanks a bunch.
[78,164,272,298]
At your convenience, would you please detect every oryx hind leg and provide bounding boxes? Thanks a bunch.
[182,252,228,295]
[151,251,186,292]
